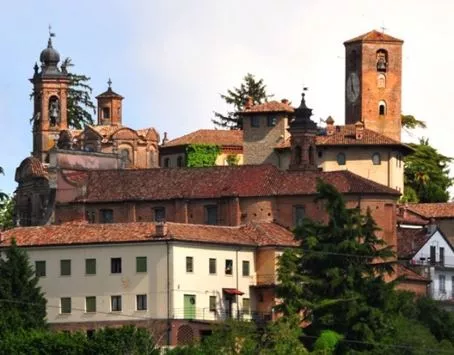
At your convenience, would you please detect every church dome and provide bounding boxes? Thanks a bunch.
[40,38,60,66]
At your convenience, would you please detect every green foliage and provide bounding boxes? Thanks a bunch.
[63,58,96,129]
[401,186,419,203]
[0,196,15,230]
[212,73,272,129]
[226,154,240,166]
[0,239,47,333]
[313,330,343,354]
[186,144,220,167]
[404,138,452,202]
[261,316,308,355]
[0,166,7,204]
[401,114,427,131]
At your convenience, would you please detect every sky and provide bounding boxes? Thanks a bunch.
[1,0,453,195]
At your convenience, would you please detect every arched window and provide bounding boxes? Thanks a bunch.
[379,100,386,116]
[376,49,388,72]
[177,156,184,167]
[294,146,302,165]
[372,152,381,165]
[102,107,111,119]
[48,96,60,126]
[377,73,386,89]
[336,152,346,165]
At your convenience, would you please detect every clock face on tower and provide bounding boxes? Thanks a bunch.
[346,72,360,103]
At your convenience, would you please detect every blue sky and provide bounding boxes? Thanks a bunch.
[1,0,453,195]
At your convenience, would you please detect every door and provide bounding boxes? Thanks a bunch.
[184,294,196,319]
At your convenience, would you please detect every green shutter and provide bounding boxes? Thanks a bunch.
[85,296,96,312]
[61,297,71,314]
[60,260,71,276]
[35,260,46,277]
[136,257,147,273]
[85,259,96,275]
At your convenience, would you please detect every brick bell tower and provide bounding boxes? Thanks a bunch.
[31,33,70,163]
[344,30,403,141]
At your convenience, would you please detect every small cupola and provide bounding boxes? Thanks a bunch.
[96,78,124,126]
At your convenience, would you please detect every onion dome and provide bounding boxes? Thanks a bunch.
[40,37,60,67]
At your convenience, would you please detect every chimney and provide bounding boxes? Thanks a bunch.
[162,132,169,145]
[281,98,289,105]
[355,121,364,140]
[244,96,253,110]
[155,222,168,237]
[326,116,335,136]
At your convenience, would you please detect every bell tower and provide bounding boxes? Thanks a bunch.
[344,30,403,141]
[31,33,70,162]
[96,79,124,126]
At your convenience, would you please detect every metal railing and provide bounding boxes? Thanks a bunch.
[170,308,273,322]
[249,274,277,286]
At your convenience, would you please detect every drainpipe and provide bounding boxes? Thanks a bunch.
[236,248,239,320]
[166,241,171,346]
[387,151,391,187]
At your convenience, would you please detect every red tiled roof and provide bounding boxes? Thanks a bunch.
[396,263,429,283]
[242,101,294,114]
[0,222,298,248]
[344,30,403,44]
[397,213,429,226]
[275,125,411,151]
[397,227,429,259]
[162,129,243,148]
[407,203,454,219]
[15,156,48,183]
[95,87,124,99]
[78,165,399,203]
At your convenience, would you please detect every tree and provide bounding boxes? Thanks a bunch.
[276,180,395,352]
[212,73,272,129]
[62,58,96,129]
[0,239,47,333]
[0,166,7,205]
[404,138,452,202]
[0,196,15,230]
[401,114,426,132]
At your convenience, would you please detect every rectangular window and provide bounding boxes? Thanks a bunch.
[251,116,260,127]
[242,298,250,315]
[60,259,71,276]
[225,259,233,275]
[60,297,71,314]
[242,260,250,277]
[205,205,218,225]
[85,296,96,313]
[430,246,436,265]
[111,295,122,312]
[136,257,147,273]
[293,205,305,227]
[186,256,194,273]
[209,258,217,274]
[440,247,445,266]
[209,296,216,312]
[102,107,110,119]
[154,207,166,222]
[100,209,114,223]
[85,259,96,275]
[136,294,147,311]
[85,211,95,223]
[35,260,46,277]
[440,275,446,293]
[267,116,277,127]
[111,258,122,274]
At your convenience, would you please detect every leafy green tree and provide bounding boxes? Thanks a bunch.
[62,57,96,129]
[0,239,47,333]
[404,138,452,202]
[212,73,272,129]
[0,196,15,230]
[276,180,395,352]
[401,114,426,131]
[261,316,308,355]
[186,144,220,167]
[0,166,7,204]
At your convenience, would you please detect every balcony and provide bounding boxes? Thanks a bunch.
[250,274,277,286]
[170,308,273,323]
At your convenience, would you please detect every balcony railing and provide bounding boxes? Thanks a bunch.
[170,308,273,322]
[250,274,277,286]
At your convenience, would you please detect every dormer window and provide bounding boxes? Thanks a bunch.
[102,107,110,119]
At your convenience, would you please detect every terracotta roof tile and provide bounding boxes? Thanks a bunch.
[396,263,429,282]
[397,227,429,259]
[0,222,298,248]
[242,100,294,114]
[407,203,454,219]
[95,88,124,99]
[162,129,243,148]
[344,30,403,44]
[15,157,48,183]
[79,165,399,203]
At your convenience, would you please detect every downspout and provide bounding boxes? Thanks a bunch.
[166,241,171,346]
[387,151,391,187]
[236,248,239,320]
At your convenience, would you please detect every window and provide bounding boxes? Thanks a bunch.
[111,295,122,312]
[102,107,110,119]
[376,49,388,72]
[396,154,402,168]
[164,158,170,168]
[60,259,71,276]
[85,296,96,313]
[209,296,216,312]
[430,246,436,265]
[136,257,147,273]
[251,116,260,127]
[186,256,194,273]
[154,207,166,222]
[318,150,323,158]
[111,258,122,274]
[85,259,96,275]
[440,247,445,266]
[379,100,386,116]
[242,298,250,315]
[61,297,71,314]
[372,152,381,165]
[177,156,184,167]
[85,211,95,223]
[242,260,250,277]
[35,260,46,277]
[336,152,346,165]
[377,73,386,88]
[267,116,277,127]
[136,294,147,311]
[225,259,233,275]
[294,205,305,227]
[205,205,218,225]
[209,258,217,274]
[100,209,114,223]
[439,275,446,293]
